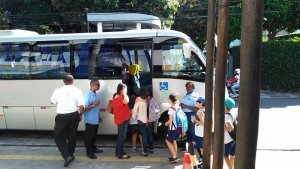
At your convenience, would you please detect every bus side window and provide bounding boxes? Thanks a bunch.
[74,43,89,78]
[94,44,123,79]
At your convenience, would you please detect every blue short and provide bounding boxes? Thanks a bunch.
[193,135,203,149]
[166,130,179,142]
[129,124,139,134]
[224,140,236,157]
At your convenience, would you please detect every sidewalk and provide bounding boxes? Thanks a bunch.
[260,90,300,99]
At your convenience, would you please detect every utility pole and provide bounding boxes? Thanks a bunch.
[203,0,216,168]
[235,0,264,169]
[212,0,229,168]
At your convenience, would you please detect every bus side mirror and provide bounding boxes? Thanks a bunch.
[183,43,191,58]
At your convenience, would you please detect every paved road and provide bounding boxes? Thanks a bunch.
[0,94,299,169]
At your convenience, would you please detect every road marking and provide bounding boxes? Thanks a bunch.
[0,155,162,163]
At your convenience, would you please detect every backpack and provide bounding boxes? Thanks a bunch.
[171,107,188,136]
[225,112,238,140]
[148,98,161,122]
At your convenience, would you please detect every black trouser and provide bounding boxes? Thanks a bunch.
[138,120,148,153]
[147,122,154,150]
[84,123,99,155]
[54,112,80,160]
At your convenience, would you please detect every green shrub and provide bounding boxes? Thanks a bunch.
[231,40,300,92]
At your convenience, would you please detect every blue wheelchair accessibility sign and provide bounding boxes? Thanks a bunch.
[159,82,168,91]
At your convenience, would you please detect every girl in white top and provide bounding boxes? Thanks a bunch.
[191,97,205,164]
[132,87,149,156]
[164,94,180,163]
[224,97,236,169]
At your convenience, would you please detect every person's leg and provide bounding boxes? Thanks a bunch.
[224,141,234,169]
[147,122,154,151]
[54,114,69,160]
[138,120,148,154]
[138,134,143,149]
[165,139,176,157]
[116,123,125,157]
[229,155,235,169]
[231,83,240,95]
[92,124,99,151]
[185,112,196,142]
[132,132,137,148]
[172,140,177,156]
[84,123,94,155]
[67,112,80,157]
[224,156,233,169]
[115,120,129,157]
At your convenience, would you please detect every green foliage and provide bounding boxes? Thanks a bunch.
[0,0,179,33]
[231,40,300,92]
[172,0,208,49]
[264,0,300,40]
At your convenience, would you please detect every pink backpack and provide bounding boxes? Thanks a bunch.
[148,98,161,122]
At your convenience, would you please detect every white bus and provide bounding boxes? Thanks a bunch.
[0,29,206,135]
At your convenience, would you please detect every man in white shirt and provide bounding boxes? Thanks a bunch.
[51,75,85,167]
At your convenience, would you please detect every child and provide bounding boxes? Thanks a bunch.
[132,87,149,156]
[129,116,143,153]
[224,97,236,169]
[164,94,180,163]
[191,97,205,166]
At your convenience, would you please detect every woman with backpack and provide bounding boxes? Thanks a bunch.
[164,94,180,163]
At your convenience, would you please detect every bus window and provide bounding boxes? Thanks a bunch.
[153,38,205,81]
[31,43,70,79]
[74,43,90,79]
[93,44,124,79]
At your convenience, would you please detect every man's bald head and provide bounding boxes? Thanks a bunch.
[63,75,74,85]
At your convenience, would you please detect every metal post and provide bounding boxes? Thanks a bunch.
[235,0,264,169]
[212,0,229,168]
[203,0,216,168]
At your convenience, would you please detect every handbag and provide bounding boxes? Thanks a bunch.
[106,99,113,114]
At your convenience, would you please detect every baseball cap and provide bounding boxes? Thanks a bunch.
[225,97,235,109]
[196,97,205,103]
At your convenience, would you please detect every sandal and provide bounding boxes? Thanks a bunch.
[118,154,130,159]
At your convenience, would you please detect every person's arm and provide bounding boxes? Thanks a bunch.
[195,111,204,126]
[132,100,139,119]
[122,87,129,104]
[84,99,100,112]
[225,122,234,132]
[165,114,173,126]
[50,90,58,105]
[180,103,199,112]
[78,105,85,121]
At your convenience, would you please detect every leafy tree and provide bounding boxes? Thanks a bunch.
[264,0,300,40]
[172,0,208,49]
[229,0,300,41]
[1,0,180,33]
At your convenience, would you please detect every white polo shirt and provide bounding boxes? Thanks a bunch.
[51,85,85,114]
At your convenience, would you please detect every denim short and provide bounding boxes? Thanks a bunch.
[193,135,203,149]
[166,130,179,141]
[224,140,236,156]
[129,124,139,134]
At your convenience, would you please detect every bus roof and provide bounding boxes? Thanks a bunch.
[0,29,191,43]
[0,29,39,37]
[0,29,205,66]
